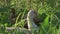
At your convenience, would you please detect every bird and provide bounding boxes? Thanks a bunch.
[27,9,39,31]
[6,9,40,34]
[24,9,40,29]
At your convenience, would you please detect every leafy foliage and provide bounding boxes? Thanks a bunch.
[0,0,60,34]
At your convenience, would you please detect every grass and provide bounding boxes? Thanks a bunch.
[0,6,60,34]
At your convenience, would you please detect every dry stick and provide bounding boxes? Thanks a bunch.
[6,27,30,34]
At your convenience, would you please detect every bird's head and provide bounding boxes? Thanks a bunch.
[28,9,37,19]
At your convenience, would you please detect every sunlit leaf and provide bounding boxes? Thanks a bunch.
[42,15,50,27]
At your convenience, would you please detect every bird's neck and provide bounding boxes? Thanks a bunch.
[27,14,38,30]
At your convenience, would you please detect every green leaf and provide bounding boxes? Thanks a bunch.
[41,15,50,32]
[42,15,50,27]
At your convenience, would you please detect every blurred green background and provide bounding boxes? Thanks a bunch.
[0,0,60,34]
